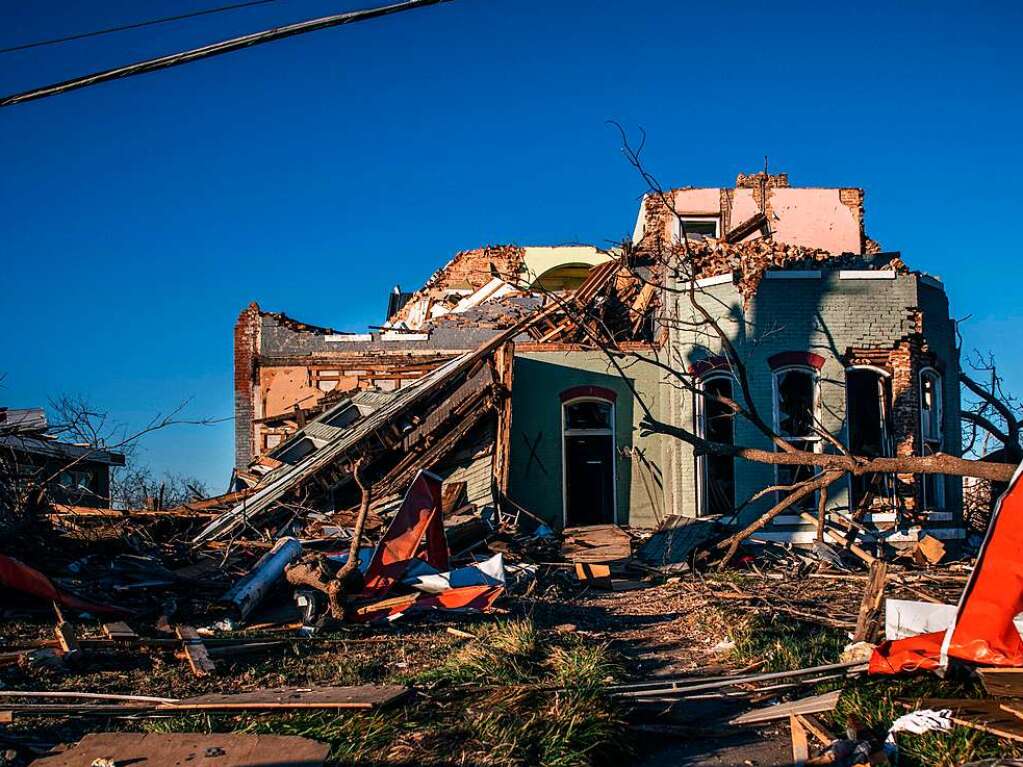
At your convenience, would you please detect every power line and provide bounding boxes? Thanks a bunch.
[0,0,452,108]
[0,0,283,55]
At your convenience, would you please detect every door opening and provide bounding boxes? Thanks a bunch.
[563,398,615,526]
[846,367,894,512]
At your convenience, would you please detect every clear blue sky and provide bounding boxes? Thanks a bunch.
[2,0,1021,491]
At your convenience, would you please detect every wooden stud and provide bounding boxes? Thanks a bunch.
[175,625,216,677]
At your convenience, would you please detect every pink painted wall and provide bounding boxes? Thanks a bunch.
[638,184,864,254]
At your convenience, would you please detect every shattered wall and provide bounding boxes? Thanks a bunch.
[633,172,868,256]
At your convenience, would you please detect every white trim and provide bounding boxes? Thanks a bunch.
[561,396,617,527]
[763,270,821,280]
[380,332,429,342]
[838,270,896,280]
[326,334,373,343]
[679,272,735,290]
[676,216,720,240]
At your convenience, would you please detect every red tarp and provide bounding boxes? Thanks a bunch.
[0,554,127,615]
[354,470,502,621]
[871,462,1023,674]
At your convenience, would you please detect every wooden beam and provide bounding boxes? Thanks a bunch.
[175,625,216,677]
[853,559,888,642]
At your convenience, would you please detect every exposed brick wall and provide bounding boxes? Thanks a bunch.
[388,245,527,326]
[234,302,262,470]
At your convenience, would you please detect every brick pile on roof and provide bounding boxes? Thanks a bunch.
[666,237,908,305]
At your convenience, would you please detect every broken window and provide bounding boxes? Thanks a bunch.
[772,366,820,511]
[920,368,945,510]
[846,367,894,511]
[697,375,735,516]
[679,217,719,239]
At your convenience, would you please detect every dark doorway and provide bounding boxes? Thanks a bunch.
[563,399,615,526]
[846,368,893,511]
[564,434,615,525]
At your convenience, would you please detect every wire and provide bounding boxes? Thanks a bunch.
[0,0,283,55]
[0,0,451,108]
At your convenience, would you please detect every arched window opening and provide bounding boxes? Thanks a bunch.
[920,368,945,510]
[562,396,616,526]
[846,367,895,512]
[533,264,594,292]
[697,374,736,516]
[772,365,821,511]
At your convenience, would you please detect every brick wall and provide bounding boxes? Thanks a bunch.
[668,272,962,532]
[234,302,262,470]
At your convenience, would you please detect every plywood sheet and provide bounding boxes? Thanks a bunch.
[30,732,329,767]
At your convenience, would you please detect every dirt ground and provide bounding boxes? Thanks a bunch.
[0,567,973,765]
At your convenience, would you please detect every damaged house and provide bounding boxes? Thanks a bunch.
[224,173,963,551]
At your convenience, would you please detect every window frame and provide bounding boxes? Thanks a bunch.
[695,372,737,517]
[844,364,895,513]
[561,395,617,527]
[919,367,946,510]
[677,216,720,241]
[771,364,823,509]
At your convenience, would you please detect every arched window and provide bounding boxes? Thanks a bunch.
[562,395,616,526]
[696,374,736,516]
[919,368,945,510]
[772,365,821,510]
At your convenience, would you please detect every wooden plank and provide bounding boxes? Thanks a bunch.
[790,714,808,767]
[730,690,841,725]
[101,621,137,642]
[853,560,888,642]
[54,623,79,663]
[795,713,834,745]
[979,668,1023,698]
[28,732,329,767]
[175,625,215,677]
[165,685,409,711]
[491,340,514,496]
[562,525,632,563]
[575,563,612,589]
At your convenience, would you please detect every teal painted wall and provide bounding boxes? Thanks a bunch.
[508,351,666,529]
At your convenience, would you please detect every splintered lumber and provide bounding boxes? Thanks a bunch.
[903,699,1023,743]
[795,714,834,746]
[730,690,841,725]
[27,732,329,767]
[2,685,410,719]
[790,714,809,767]
[853,560,888,642]
[163,685,409,712]
[979,668,1023,698]
[798,512,875,564]
[175,626,216,677]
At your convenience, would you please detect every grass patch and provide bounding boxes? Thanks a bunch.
[834,674,1023,767]
[730,612,846,672]
[145,619,628,767]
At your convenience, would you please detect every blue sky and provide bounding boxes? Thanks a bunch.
[2,0,1021,491]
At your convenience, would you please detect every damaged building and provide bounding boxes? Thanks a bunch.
[227,173,963,550]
